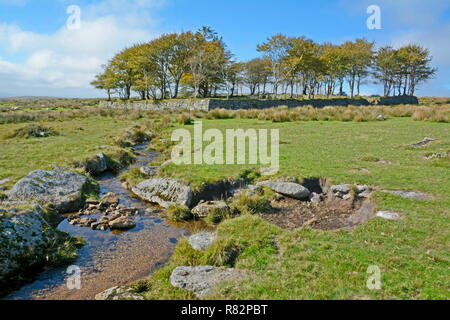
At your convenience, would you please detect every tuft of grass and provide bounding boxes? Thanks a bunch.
[140,215,281,300]
[165,205,193,222]
[230,191,272,216]
[1,123,59,140]
[233,105,449,123]
[177,113,193,125]
[130,280,152,294]
[47,232,86,267]
[206,108,235,120]
[119,167,147,187]
[205,205,232,225]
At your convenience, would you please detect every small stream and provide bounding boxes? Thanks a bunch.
[5,143,191,300]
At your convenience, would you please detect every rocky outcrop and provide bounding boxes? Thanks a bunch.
[170,266,248,298]
[6,170,90,213]
[132,178,193,208]
[95,286,144,300]
[257,181,310,200]
[85,153,108,175]
[191,201,228,219]
[330,184,352,200]
[189,232,216,251]
[330,184,371,200]
[0,207,71,283]
[68,195,139,232]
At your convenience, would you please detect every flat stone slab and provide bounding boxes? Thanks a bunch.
[170,266,248,298]
[108,216,136,230]
[192,201,228,218]
[376,211,400,220]
[189,232,216,251]
[382,190,433,200]
[257,181,310,200]
[7,170,90,213]
[95,286,144,300]
[0,178,11,185]
[140,166,160,177]
[410,137,437,147]
[132,178,193,208]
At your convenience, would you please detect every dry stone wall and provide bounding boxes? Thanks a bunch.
[99,96,417,112]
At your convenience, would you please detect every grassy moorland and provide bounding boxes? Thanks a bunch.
[0,100,448,300]
[0,117,135,189]
[139,112,449,300]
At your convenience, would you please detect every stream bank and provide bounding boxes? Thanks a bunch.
[5,143,190,300]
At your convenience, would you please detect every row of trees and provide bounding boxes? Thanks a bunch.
[92,28,436,100]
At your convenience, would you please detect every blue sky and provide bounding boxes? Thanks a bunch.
[0,0,449,97]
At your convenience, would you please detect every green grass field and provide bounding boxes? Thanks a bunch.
[145,117,449,300]
[0,117,134,188]
[0,108,448,300]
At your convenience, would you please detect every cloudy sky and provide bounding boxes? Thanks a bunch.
[0,0,449,98]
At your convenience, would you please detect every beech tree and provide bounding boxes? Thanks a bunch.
[244,58,270,96]
[257,34,291,98]
[92,29,435,100]
[374,45,436,96]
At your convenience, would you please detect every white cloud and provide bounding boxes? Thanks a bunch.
[338,0,450,96]
[0,0,164,97]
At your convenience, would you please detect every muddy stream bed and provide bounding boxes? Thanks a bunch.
[5,143,191,300]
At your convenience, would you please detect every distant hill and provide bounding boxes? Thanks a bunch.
[0,96,61,101]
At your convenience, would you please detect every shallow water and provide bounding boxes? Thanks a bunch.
[5,143,191,300]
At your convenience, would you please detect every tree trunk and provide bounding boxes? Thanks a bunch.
[348,74,355,98]
[172,78,181,99]
[357,75,361,97]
